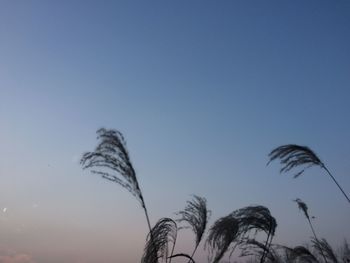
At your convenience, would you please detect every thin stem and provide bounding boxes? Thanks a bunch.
[261,216,275,263]
[260,231,271,263]
[323,166,350,204]
[168,254,196,263]
[188,245,199,263]
[168,222,177,263]
[267,234,274,261]
[143,205,153,238]
[307,218,328,263]
[168,235,176,263]
[141,196,156,257]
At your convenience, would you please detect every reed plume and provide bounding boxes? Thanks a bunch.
[176,195,210,260]
[142,218,177,263]
[312,238,339,263]
[294,198,328,263]
[268,144,350,204]
[232,206,277,263]
[80,128,153,239]
[205,214,240,263]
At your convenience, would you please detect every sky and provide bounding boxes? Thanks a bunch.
[1,1,350,262]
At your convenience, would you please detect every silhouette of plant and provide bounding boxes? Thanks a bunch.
[168,253,196,263]
[142,218,177,263]
[205,214,240,263]
[294,198,328,263]
[282,245,318,263]
[265,245,286,263]
[257,243,318,263]
[80,128,154,239]
[312,238,339,263]
[340,240,350,263]
[232,206,277,263]
[176,195,210,260]
[239,238,277,262]
[267,144,350,204]
[80,130,349,263]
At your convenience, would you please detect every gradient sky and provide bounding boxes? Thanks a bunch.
[1,1,350,262]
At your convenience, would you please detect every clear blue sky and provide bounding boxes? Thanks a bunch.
[1,1,350,262]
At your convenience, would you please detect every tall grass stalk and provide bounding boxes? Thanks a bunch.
[294,198,328,263]
[80,128,154,243]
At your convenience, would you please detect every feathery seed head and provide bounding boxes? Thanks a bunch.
[268,144,323,178]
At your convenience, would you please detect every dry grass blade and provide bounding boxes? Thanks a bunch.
[176,195,210,258]
[80,128,143,204]
[312,238,339,263]
[205,214,240,263]
[142,218,177,263]
[267,144,323,178]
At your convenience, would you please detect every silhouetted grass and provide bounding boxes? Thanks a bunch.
[176,195,210,260]
[312,238,339,263]
[232,206,277,263]
[294,198,328,263]
[142,218,177,263]
[205,214,240,263]
[79,129,349,262]
[80,128,154,243]
[268,144,350,204]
